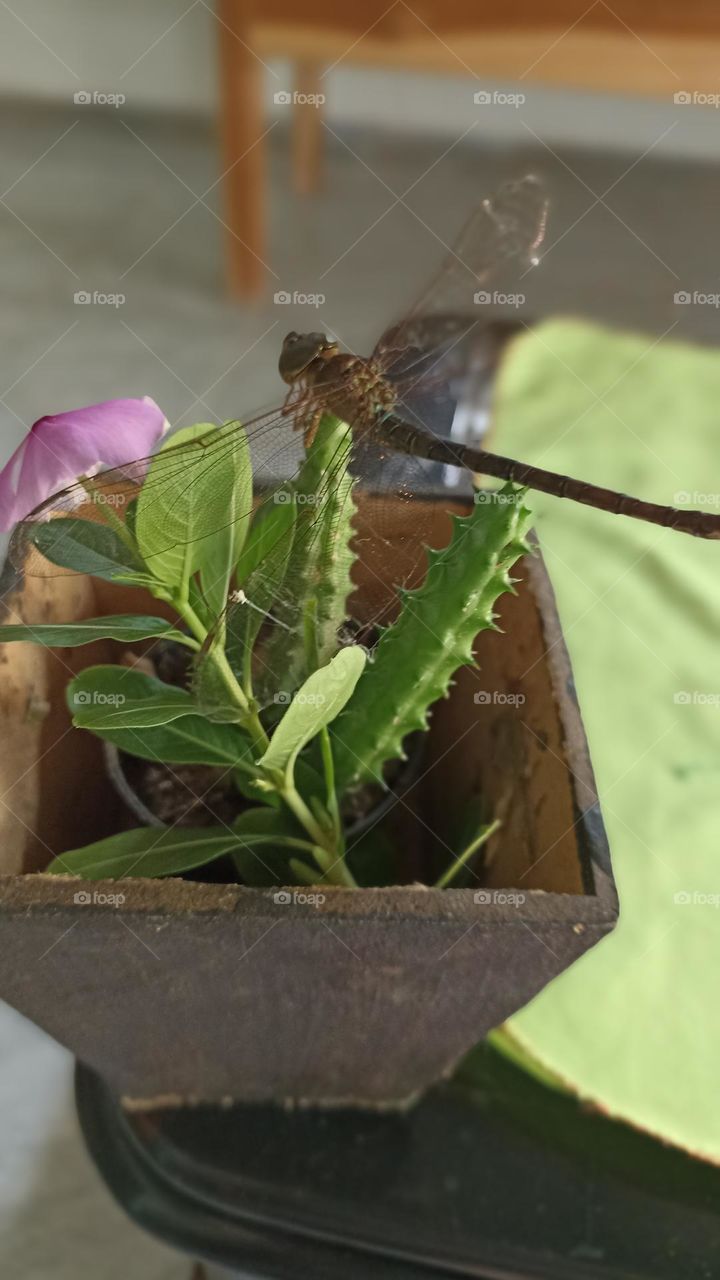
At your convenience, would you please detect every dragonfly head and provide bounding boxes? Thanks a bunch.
[279,331,338,384]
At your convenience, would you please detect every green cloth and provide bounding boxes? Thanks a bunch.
[492,319,720,1162]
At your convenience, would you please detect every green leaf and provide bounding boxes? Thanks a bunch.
[258,645,366,781]
[332,485,532,791]
[29,518,143,581]
[231,806,311,885]
[199,426,253,618]
[45,826,242,879]
[194,498,297,719]
[67,664,197,730]
[74,694,197,730]
[135,421,252,594]
[69,666,254,767]
[0,616,190,648]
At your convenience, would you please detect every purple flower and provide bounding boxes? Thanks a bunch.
[0,397,169,530]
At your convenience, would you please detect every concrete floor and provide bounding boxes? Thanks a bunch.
[0,100,718,1278]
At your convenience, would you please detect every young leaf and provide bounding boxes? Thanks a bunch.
[45,826,242,879]
[135,421,252,594]
[332,485,532,791]
[0,616,191,648]
[29,517,143,581]
[67,664,197,730]
[68,666,255,767]
[258,645,366,781]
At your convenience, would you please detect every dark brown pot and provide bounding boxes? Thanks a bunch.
[0,499,616,1109]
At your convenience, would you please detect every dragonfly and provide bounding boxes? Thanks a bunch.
[11,173,720,614]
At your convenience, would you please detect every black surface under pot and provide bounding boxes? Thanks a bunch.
[75,1043,720,1280]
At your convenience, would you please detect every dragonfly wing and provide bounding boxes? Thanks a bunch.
[373,174,548,375]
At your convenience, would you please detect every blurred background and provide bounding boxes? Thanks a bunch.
[2,2,720,1277]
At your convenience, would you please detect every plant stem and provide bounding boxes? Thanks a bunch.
[282,783,356,887]
[435,818,502,889]
[319,726,342,845]
[289,856,327,885]
[173,595,269,757]
[299,592,346,860]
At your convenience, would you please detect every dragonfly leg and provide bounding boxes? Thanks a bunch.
[303,405,323,448]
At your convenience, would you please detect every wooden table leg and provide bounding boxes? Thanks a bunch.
[216,0,266,297]
[292,61,324,195]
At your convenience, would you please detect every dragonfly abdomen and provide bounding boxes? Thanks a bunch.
[377,415,720,540]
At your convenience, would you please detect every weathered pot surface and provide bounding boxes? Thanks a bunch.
[0,500,616,1108]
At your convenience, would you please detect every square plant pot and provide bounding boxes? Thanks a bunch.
[0,498,617,1108]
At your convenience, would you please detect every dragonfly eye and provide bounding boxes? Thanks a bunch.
[279,331,331,384]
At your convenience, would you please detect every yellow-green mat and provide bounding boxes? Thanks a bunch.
[492,319,720,1163]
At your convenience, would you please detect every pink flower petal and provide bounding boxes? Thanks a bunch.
[0,397,168,530]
